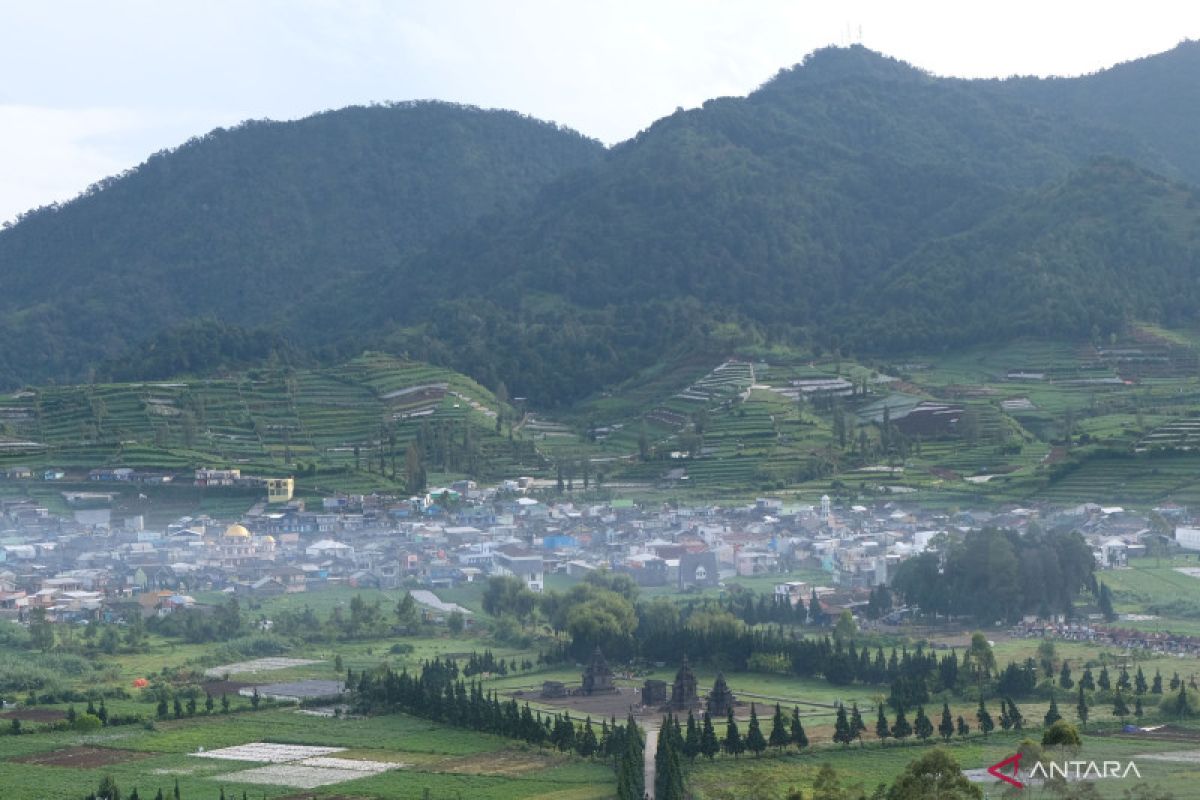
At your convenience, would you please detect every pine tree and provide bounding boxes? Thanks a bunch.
[875,703,891,744]
[221,693,230,713]
[578,717,597,758]
[1059,661,1074,690]
[1135,666,1148,696]
[1077,684,1089,728]
[723,709,744,758]
[655,715,685,800]
[1152,669,1164,695]
[746,704,767,756]
[1099,666,1111,691]
[956,715,969,738]
[891,708,912,740]
[849,702,866,745]
[833,703,852,746]
[998,698,1012,731]
[768,704,789,751]
[1135,697,1144,718]
[1044,694,1062,727]
[1006,697,1024,730]
[700,712,720,760]
[1118,667,1132,692]
[976,699,994,737]
[790,706,808,750]
[684,711,700,760]
[1098,582,1117,622]
[616,716,644,800]
[205,692,214,713]
[914,706,933,741]
[1113,689,1130,718]
[938,703,954,741]
[1080,667,1095,691]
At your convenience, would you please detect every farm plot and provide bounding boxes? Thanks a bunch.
[197,743,401,789]
[204,657,323,678]
[12,746,151,768]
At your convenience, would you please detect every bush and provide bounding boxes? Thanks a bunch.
[72,714,103,732]
[389,643,415,655]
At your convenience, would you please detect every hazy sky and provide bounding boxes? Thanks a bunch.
[2,0,1199,223]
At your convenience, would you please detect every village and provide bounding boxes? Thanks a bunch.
[0,464,1191,629]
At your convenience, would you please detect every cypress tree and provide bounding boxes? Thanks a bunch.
[1152,669,1163,694]
[655,715,685,800]
[790,706,808,750]
[746,704,767,756]
[1006,697,1024,730]
[684,711,700,761]
[914,706,934,740]
[1099,666,1111,691]
[1135,697,1144,718]
[768,703,789,751]
[875,703,890,743]
[833,703,852,746]
[700,711,720,760]
[849,702,866,745]
[1135,666,1148,696]
[1080,667,1095,691]
[1044,694,1061,727]
[891,708,912,740]
[1113,689,1130,718]
[938,703,954,741]
[956,715,969,738]
[723,708,743,758]
[976,699,994,737]
[1077,684,1089,728]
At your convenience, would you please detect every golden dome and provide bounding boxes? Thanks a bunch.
[262,535,276,544]
[224,524,251,538]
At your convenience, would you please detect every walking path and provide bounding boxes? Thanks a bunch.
[643,724,659,799]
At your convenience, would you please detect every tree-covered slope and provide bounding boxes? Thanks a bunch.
[0,102,603,387]
[853,159,1200,351]
[4,45,1200,408]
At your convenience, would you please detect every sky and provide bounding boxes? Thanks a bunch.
[2,0,1200,223]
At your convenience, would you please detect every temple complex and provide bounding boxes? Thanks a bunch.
[706,671,736,716]
[580,647,617,695]
[666,655,700,710]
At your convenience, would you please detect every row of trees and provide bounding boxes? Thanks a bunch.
[348,657,643,788]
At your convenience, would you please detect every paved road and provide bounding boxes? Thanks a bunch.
[643,724,658,799]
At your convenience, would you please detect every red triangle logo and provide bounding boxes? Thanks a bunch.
[987,752,1024,788]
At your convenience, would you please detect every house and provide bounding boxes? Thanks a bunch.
[494,548,544,593]
[5,466,32,480]
[678,551,719,590]
[305,539,354,560]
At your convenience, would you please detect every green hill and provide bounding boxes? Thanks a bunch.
[4,43,1200,412]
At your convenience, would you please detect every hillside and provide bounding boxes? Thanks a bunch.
[0,353,546,499]
[0,102,603,387]
[4,44,1200,407]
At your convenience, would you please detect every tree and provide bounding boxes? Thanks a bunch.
[833,610,857,644]
[1099,665,1111,691]
[876,703,891,744]
[724,709,744,758]
[1042,720,1082,754]
[790,706,808,751]
[1113,689,1130,719]
[891,708,912,740]
[447,610,465,635]
[684,711,701,761]
[976,699,993,737]
[956,716,969,738]
[654,716,685,800]
[886,748,983,800]
[1044,694,1062,728]
[769,704,790,751]
[1136,666,1148,696]
[1153,669,1164,695]
[849,702,866,745]
[404,442,426,495]
[914,706,934,741]
[1135,697,1144,718]
[1098,581,1117,622]
[250,687,261,709]
[746,704,767,756]
[221,693,230,713]
[1006,697,1024,730]
[1080,666,1095,691]
[1059,660,1074,690]
[938,703,954,741]
[833,703,853,746]
[395,591,420,630]
[700,712,720,760]
[1076,684,1089,728]
[96,775,121,800]
[1171,682,1194,718]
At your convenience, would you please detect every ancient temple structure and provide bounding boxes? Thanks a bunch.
[580,647,617,695]
[666,655,700,710]
[706,671,736,716]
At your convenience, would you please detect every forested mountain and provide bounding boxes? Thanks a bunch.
[0,102,603,387]
[3,43,1200,406]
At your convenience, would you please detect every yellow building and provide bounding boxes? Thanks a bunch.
[266,477,294,504]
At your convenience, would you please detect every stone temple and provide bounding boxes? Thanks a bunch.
[581,647,617,695]
[706,672,736,717]
[666,655,700,710]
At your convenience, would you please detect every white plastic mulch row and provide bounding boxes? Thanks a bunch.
[203,657,323,677]
[193,743,344,763]
[193,742,402,788]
